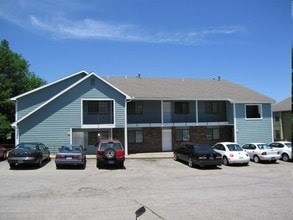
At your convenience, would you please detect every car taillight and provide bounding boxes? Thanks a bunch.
[8,152,15,157]
[216,154,222,159]
[199,156,207,159]
[55,154,65,159]
[97,151,103,158]
[229,154,234,157]
[246,153,249,157]
[261,152,267,155]
[73,155,82,159]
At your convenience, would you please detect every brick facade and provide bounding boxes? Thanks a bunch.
[113,126,234,154]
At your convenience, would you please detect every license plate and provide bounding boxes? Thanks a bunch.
[66,157,72,160]
[108,160,115,164]
[209,157,214,160]
[271,157,275,160]
[239,157,243,159]
[18,160,24,164]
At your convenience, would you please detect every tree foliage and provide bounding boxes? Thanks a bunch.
[0,39,46,141]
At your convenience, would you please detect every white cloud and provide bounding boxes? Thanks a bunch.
[0,0,246,45]
[28,15,246,45]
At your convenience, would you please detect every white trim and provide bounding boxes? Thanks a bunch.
[11,70,89,101]
[12,72,130,126]
[233,102,238,143]
[244,104,263,120]
[81,98,116,128]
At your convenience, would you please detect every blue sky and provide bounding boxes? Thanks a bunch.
[0,0,291,102]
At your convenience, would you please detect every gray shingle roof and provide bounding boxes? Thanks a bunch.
[104,76,274,103]
[272,97,291,112]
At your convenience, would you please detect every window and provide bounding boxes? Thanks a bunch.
[175,102,189,114]
[128,130,143,143]
[206,127,220,140]
[245,104,261,119]
[175,129,190,141]
[274,112,280,122]
[88,131,110,145]
[88,101,110,115]
[128,102,143,115]
[205,102,219,114]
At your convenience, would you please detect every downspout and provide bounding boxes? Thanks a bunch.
[124,98,133,155]
[233,102,238,143]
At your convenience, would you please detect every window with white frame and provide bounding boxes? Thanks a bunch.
[206,127,220,140]
[128,130,143,143]
[245,104,262,119]
[175,128,190,141]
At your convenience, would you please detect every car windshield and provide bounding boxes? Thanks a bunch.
[60,146,81,152]
[16,143,37,150]
[227,144,243,151]
[100,142,123,150]
[257,144,272,150]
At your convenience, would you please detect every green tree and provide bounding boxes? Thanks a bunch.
[0,39,46,142]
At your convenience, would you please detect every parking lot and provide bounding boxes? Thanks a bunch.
[0,157,292,220]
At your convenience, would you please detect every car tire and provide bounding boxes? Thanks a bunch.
[282,153,289,162]
[9,163,16,169]
[253,155,260,163]
[188,158,193,168]
[119,161,124,168]
[173,153,178,161]
[104,148,115,159]
[38,158,42,167]
[223,157,229,166]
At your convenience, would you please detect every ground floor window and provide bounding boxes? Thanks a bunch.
[207,127,220,140]
[88,131,110,145]
[175,128,190,141]
[128,129,143,143]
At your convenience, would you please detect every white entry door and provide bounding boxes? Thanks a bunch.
[162,129,172,151]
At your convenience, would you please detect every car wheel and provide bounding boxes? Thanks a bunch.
[188,158,193,168]
[9,163,16,169]
[282,153,289,162]
[38,158,42,167]
[173,153,178,161]
[253,155,260,163]
[119,161,124,168]
[96,161,102,168]
[222,157,229,166]
[104,148,115,159]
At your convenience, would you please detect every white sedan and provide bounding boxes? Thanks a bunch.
[241,143,281,163]
[269,141,292,162]
[213,142,250,165]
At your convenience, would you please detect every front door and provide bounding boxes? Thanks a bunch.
[162,128,172,151]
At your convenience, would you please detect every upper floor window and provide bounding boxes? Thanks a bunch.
[245,104,262,119]
[128,101,143,115]
[88,101,110,115]
[175,102,189,114]
[205,102,219,114]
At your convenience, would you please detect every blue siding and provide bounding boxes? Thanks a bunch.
[17,73,86,119]
[18,76,126,149]
[235,103,273,146]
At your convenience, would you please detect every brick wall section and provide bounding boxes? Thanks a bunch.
[172,126,234,150]
[113,126,233,153]
[128,127,162,153]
